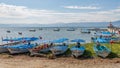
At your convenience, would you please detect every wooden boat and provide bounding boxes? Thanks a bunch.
[53,28,60,31]
[50,45,68,55]
[50,38,68,55]
[29,43,53,56]
[67,28,75,31]
[2,37,38,54]
[7,44,37,54]
[18,32,22,35]
[81,29,90,33]
[29,29,36,32]
[70,39,86,58]
[0,41,22,53]
[93,45,111,58]
[39,28,43,30]
[0,45,9,53]
[70,46,85,58]
[6,30,11,33]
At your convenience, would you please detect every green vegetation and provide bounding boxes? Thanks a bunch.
[67,43,120,58]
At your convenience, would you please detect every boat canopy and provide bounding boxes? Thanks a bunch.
[95,38,108,43]
[51,38,68,43]
[101,32,112,36]
[71,39,85,42]
[2,37,38,42]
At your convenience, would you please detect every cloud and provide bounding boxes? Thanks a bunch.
[63,6,100,9]
[0,3,120,24]
[0,3,54,18]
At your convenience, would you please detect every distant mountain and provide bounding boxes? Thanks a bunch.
[0,20,120,28]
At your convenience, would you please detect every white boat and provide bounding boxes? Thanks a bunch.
[0,45,9,53]
[70,46,85,58]
[53,28,60,31]
[81,29,90,33]
[67,28,75,31]
[29,29,36,32]
[50,45,68,55]
[29,44,52,56]
[7,44,37,54]
[0,42,22,53]
[6,30,11,33]
[50,38,68,55]
[8,47,29,54]
[93,45,111,58]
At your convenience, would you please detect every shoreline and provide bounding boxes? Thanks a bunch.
[0,54,120,68]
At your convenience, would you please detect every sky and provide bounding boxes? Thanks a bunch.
[0,0,120,24]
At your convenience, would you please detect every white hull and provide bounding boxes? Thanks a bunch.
[96,51,110,58]
[71,50,84,57]
[8,48,29,54]
[28,48,50,55]
[50,48,68,55]
[51,49,65,55]
[0,47,9,53]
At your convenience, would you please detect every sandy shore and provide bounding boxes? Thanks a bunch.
[0,54,120,68]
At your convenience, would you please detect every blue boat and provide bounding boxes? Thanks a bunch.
[93,45,111,58]
[0,45,9,53]
[50,38,68,55]
[70,46,85,58]
[28,40,53,56]
[7,43,37,54]
[1,37,38,54]
[2,37,38,42]
[70,39,85,58]
[93,39,111,58]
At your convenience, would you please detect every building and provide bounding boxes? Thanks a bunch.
[107,22,120,34]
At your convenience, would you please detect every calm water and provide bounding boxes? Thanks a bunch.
[0,27,93,44]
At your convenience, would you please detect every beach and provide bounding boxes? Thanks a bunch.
[0,54,120,68]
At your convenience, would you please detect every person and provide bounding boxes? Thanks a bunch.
[63,43,66,46]
[96,41,100,46]
[49,43,53,47]
[28,41,31,45]
[76,42,81,48]
[96,41,101,50]
[35,43,38,46]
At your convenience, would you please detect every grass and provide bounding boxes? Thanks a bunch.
[67,42,120,58]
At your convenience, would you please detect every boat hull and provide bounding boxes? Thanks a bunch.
[70,46,85,58]
[29,47,50,55]
[8,48,29,54]
[0,46,9,53]
[50,45,68,55]
[93,45,111,58]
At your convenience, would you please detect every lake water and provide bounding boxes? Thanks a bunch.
[0,27,93,44]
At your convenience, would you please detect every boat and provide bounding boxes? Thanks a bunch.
[91,31,118,43]
[7,43,37,54]
[93,45,111,58]
[6,30,11,33]
[70,39,85,58]
[70,46,85,58]
[0,42,21,53]
[1,37,38,54]
[53,28,60,31]
[39,28,43,30]
[50,38,68,55]
[18,32,22,35]
[29,29,36,32]
[67,28,75,31]
[81,29,90,33]
[0,38,23,53]
[28,40,53,56]
[0,45,9,53]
